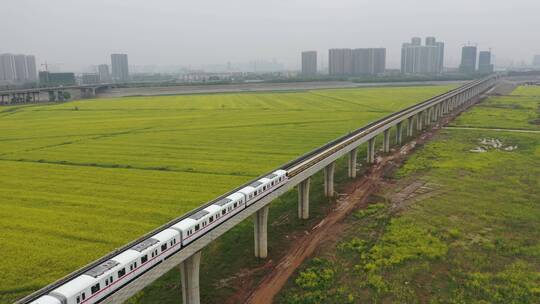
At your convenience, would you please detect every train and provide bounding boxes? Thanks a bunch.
[30,169,288,304]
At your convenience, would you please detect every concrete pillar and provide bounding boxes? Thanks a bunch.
[383,129,390,153]
[432,106,439,122]
[417,112,423,130]
[347,148,358,178]
[407,116,414,137]
[396,122,403,144]
[180,251,201,304]
[298,178,310,219]
[253,205,269,258]
[324,162,335,197]
[367,137,376,164]
[425,108,431,126]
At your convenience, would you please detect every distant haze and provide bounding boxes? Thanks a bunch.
[2,0,539,72]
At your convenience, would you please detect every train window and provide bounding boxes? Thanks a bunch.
[141,255,148,263]
[222,210,226,215]
[82,293,85,300]
[130,265,133,271]
[234,202,237,208]
[77,296,80,304]
[110,276,113,283]
[91,283,100,294]
[161,244,167,251]
[105,279,109,286]
[209,216,214,223]
[134,262,137,268]
[195,224,200,231]
[118,268,126,277]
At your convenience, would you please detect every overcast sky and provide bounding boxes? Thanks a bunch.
[2,0,539,72]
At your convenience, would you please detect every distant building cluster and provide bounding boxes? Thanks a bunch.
[0,53,37,85]
[401,37,444,74]
[328,48,386,76]
[460,46,493,74]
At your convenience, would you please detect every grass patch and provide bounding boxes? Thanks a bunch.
[278,86,540,303]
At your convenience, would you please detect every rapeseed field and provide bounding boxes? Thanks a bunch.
[0,85,453,303]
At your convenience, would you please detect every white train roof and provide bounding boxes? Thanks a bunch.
[112,249,141,265]
[203,205,221,213]
[273,169,287,175]
[238,186,256,194]
[172,218,198,231]
[30,295,61,304]
[52,275,96,298]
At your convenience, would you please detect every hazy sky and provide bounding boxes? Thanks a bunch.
[2,0,539,72]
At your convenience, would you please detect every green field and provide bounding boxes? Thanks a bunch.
[0,85,454,303]
[278,86,540,303]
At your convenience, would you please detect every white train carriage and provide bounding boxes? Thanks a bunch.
[29,169,289,304]
[173,205,219,246]
[239,169,287,206]
[130,229,181,271]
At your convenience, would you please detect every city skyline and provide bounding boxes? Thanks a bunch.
[2,0,539,72]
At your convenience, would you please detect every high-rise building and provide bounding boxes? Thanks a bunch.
[460,46,478,74]
[330,48,384,76]
[478,51,494,74]
[301,51,317,75]
[0,53,16,83]
[98,64,111,83]
[25,55,37,82]
[13,54,28,82]
[352,48,386,75]
[329,49,353,76]
[533,55,540,67]
[111,54,129,82]
[401,37,444,74]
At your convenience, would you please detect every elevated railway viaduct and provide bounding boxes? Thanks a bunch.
[16,75,502,304]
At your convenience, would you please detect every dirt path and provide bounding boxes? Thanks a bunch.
[238,91,493,304]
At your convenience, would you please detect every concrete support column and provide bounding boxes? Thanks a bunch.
[407,116,414,137]
[431,105,438,122]
[425,108,431,126]
[367,137,376,164]
[396,122,403,144]
[180,251,201,304]
[348,148,358,178]
[253,205,269,258]
[298,178,310,219]
[324,162,335,197]
[383,129,390,153]
[416,112,423,131]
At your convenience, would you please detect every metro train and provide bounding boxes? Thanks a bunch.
[30,170,288,304]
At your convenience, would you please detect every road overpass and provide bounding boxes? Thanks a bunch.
[0,83,113,105]
[15,74,502,304]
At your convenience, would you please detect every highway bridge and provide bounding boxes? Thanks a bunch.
[0,83,113,105]
[15,74,502,304]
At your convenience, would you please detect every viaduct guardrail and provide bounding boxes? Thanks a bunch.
[16,74,502,304]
